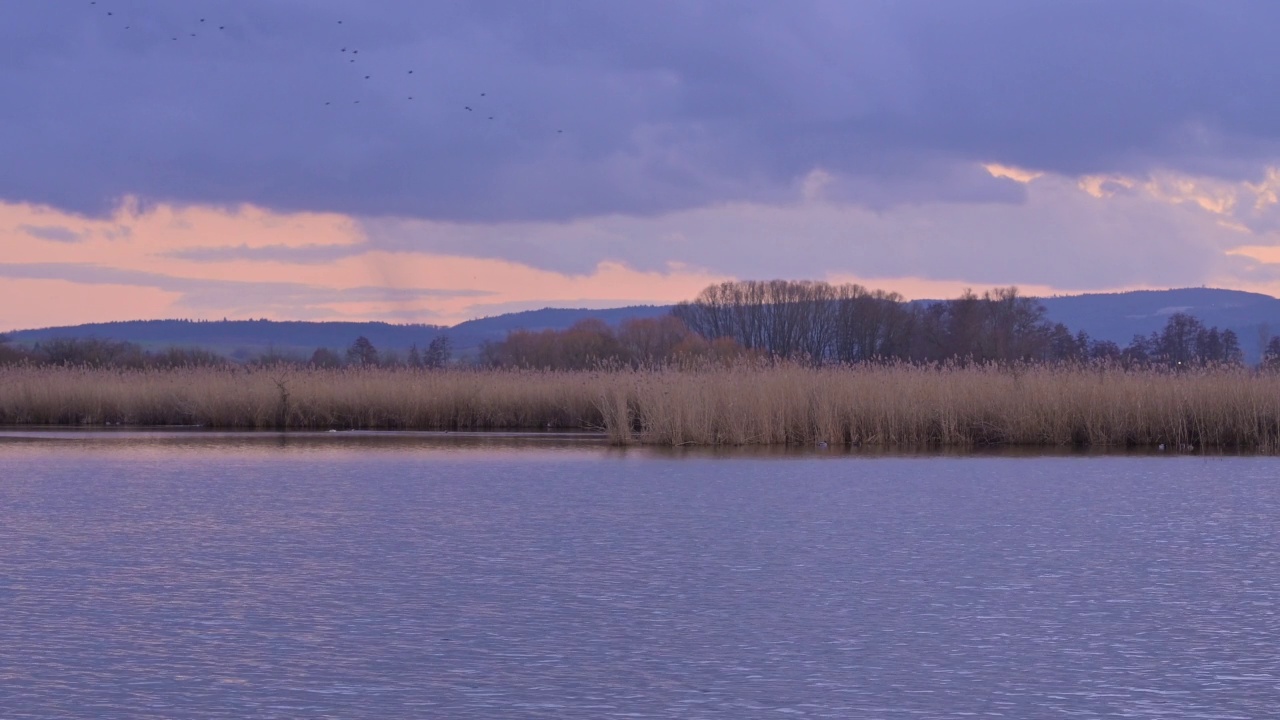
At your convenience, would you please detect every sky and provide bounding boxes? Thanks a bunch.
[6,0,1280,330]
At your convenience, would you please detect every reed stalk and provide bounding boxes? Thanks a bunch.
[2,362,1278,450]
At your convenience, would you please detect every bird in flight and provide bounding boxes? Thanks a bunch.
[81,5,568,140]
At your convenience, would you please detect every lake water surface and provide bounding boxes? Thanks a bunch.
[1,431,1278,718]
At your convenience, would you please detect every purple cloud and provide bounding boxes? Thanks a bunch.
[1,1,1277,225]
[19,224,82,243]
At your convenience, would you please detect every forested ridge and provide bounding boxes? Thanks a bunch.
[3,283,1276,369]
[480,281,1250,369]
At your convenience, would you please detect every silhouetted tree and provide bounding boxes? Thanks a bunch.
[310,347,343,368]
[1047,324,1085,362]
[151,347,227,368]
[346,336,379,367]
[676,279,901,362]
[617,316,694,364]
[676,281,1082,365]
[423,335,452,369]
[37,338,146,367]
[1155,313,1204,365]
[1122,334,1154,366]
[0,333,29,364]
[1220,329,1244,366]
[1119,313,1243,367]
[1199,327,1223,362]
[832,287,911,362]
[1264,337,1280,370]
[1088,339,1123,362]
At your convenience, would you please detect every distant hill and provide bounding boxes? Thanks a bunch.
[2,319,448,361]
[4,306,674,360]
[5,289,1279,363]
[449,305,673,347]
[1037,288,1280,363]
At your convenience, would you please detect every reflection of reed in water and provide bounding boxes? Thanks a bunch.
[1,362,1276,450]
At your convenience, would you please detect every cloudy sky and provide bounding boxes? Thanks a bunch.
[5,0,1280,330]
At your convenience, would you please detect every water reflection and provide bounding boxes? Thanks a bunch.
[1,433,1277,718]
[0,427,1232,459]
[0,428,608,460]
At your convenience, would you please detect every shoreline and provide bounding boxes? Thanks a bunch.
[3,363,1279,450]
[0,426,1235,458]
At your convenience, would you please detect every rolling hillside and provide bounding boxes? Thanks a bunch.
[6,289,1279,363]
[3,306,672,360]
[1038,288,1280,362]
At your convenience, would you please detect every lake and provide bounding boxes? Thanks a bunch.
[1,431,1278,718]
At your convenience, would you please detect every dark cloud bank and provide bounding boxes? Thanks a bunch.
[3,0,1279,224]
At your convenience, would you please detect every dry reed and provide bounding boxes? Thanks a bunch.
[2,363,1279,450]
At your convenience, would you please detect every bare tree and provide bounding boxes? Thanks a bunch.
[310,347,343,368]
[346,336,379,367]
[423,335,452,369]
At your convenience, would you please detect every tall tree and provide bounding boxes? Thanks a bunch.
[1155,313,1204,365]
[1264,337,1280,370]
[424,335,452,369]
[310,347,343,368]
[346,336,379,367]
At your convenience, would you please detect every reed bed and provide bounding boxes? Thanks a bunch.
[2,363,1280,450]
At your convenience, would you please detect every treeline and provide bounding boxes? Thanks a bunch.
[0,336,229,369]
[671,280,1245,366]
[675,275,1244,361]
[315,335,452,369]
[477,317,750,369]
[0,334,453,370]
[478,281,1248,369]
[0,280,1258,371]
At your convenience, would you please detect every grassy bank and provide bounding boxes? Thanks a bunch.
[1,363,1278,450]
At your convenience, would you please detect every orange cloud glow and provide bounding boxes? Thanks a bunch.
[983,163,1043,184]
[821,273,1142,301]
[7,157,1280,333]
[0,198,729,329]
[0,278,182,329]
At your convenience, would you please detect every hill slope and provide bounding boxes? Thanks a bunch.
[4,306,673,359]
[1038,288,1280,362]
[5,289,1279,362]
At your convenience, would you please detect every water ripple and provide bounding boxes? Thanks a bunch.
[1,439,1278,718]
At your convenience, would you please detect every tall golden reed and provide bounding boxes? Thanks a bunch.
[2,362,1279,450]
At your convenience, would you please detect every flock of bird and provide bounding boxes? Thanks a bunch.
[89,2,226,38]
[84,2,567,136]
